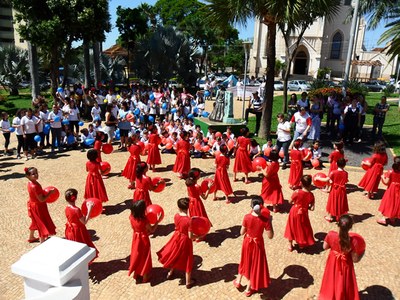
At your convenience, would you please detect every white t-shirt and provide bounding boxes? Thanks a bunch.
[91,106,101,120]
[276,121,291,142]
[96,94,105,105]
[63,105,80,121]
[291,112,312,134]
[12,117,23,135]
[0,120,10,131]
[48,111,62,128]
[21,115,38,134]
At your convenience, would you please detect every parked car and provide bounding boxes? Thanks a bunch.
[363,80,386,92]
[288,80,311,91]
[19,81,31,88]
[168,80,182,89]
[274,80,284,91]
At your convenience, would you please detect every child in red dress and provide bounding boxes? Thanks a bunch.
[284,175,315,251]
[233,196,274,297]
[233,127,253,184]
[317,158,349,222]
[288,139,304,189]
[64,188,98,260]
[261,149,284,213]
[25,167,56,243]
[157,198,198,288]
[320,215,363,300]
[93,131,104,163]
[146,126,162,171]
[173,131,191,178]
[122,134,141,189]
[214,145,234,203]
[328,141,344,175]
[377,161,400,225]
[359,141,388,199]
[186,168,211,229]
[84,149,109,202]
[128,200,159,283]
[133,162,160,207]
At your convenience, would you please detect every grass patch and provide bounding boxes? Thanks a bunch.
[0,90,52,117]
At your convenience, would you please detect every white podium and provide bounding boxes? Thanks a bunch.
[12,237,96,300]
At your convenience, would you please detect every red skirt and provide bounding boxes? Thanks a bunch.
[284,206,315,246]
[122,157,139,181]
[84,173,109,202]
[65,222,98,259]
[379,183,400,218]
[28,201,56,239]
[358,164,383,193]
[326,185,349,217]
[288,160,302,187]
[173,150,190,174]
[214,167,233,196]
[189,197,212,227]
[261,176,284,205]
[128,232,152,277]
[133,188,152,207]
[147,143,162,165]
[234,148,253,174]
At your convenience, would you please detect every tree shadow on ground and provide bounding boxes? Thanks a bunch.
[295,232,326,255]
[42,153,70,160]
[88,229,100,241]
[205,225,241,248]
[260,265,314,299]
[89,256,129,284]
[350,213,374,224]
[151,223,175,238]
[102,199,131,216]
[359,285,395,300]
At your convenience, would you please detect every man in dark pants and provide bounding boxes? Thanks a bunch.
[244,91,263,136]
[372,96,389,140]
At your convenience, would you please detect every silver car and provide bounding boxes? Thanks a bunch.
[288,80,311,91]
[274,81,284,91]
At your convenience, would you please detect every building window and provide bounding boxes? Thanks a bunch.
[330,32,342,59]
[19,39,24,43]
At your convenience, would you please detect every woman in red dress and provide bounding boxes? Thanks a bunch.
[261,149,284,213]
[317,158,349,222]
[133,162,159,207]
[157,198,198,288]
[284,175,315,251]
[214,145,234,203]
[359,141,388,199]
[377,161,400,225]
[233,196,274,297]
[146,126,162,171]
[25,167,56,243]
[233,127,253,183]
[122,134,141,189]
[186,168,211,229]
[320,215,363,300]
[172,131,191,178]
[84,149,109,202]
[288,139,303,189]
[64,188,98,260]
[128,200,159,283]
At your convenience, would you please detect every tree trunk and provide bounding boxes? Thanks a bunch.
[83,40,91,88]
[282,58,294,114]
[28,42,39,100]
[50,48,59,100]
[93,41,101,88]
[259,21,276,140]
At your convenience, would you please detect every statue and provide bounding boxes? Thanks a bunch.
[209,86,226,122]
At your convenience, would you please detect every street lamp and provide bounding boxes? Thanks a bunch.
[242,40,252,120]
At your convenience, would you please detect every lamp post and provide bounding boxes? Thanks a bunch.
[242,40,252,120]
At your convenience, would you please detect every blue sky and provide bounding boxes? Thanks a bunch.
[104,0,387,51]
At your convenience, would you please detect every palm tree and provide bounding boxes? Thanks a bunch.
[0,46,29,96]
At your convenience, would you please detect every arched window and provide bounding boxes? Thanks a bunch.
[330,32,343,59]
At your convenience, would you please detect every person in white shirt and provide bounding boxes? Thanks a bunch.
[12,109,26,158]
[48,105,63,153]
[91,101,101,121]
[276,113,292,169]
[245,91,263,136]
[63,99,80,135]
[21,108,39,160]
[0,112,11,155]
[290,107,312,142]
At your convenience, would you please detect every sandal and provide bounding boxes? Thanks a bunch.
[245,289,256,297]
[376,219,387,226]
[324,216,333,223]
[233,279,242,289]
[27,238,40,243]
[288,245,293,252]
[245,180,252,184]
[186,278,197,289]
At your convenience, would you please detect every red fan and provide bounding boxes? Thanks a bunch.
[279,150,285,158]
[349,232,366,256]
[302,148,312,161]
[202,145,210,152]
[100,161,111,175]
[312,172,328,188]
[252,157,267,171]
[102,143,113,154]
[146,204,165,224]
[381,170,391,186]
[201,178,216,194]
[44,186,60,203]
[215,132,222,138]
[311,159,320,168]
[194,142,202,150]
[361,158,372,171]
[191,216,211,236]
[264,147,272,157]
[81,197,103,218]
[152,177,165,193]
[165,142,173,149]
[227,140,235,149]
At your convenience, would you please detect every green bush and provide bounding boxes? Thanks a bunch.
[383,84,395,97]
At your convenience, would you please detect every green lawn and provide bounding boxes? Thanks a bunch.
[0,89,52,116]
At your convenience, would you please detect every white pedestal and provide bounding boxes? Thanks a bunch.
[12,237,95,300]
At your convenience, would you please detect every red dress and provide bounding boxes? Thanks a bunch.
[358,153,388,193]
[128,215,152,278]
[328,150,344,175]
[133,175,152,207]
[84,161,109,202]
[238,213,272,291]
[284,190,315,246]
[214,154,233,196]
[27,181,56,239]
[261,161,284,205]
[288,149,303,187]
[326,169,349,218]
[187,184,211,226]
[94,140,102,162]
[319,231,360,300]
[379,170,400,218]
[146,133,162,165]
[122,144,141,181]
[234,137,253,174]
[65,205,98,258]
[173,139,191,174]
[157,213,193,273]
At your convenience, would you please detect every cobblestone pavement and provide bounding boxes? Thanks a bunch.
[1,139,399,300]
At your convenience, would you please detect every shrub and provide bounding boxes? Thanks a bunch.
[383,84,395,97]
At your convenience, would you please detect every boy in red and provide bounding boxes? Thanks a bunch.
[359,141,388,199]
[122,134,141,189]
[233,196,274,297]
[320,215,363,300]
[233,127,253,184]
[284,175,315,251]
[316,158,349,222]
[173,131,191,178]
[128,200,159,283]
[25,167,56,243]
[377,161,400,225]
[288,139,303,189]
[261,149,284,213]
[64,188,98,260]
[157,198,198,288]
[84,149,109,202]
[214,145,234,203]
[146,126,162,171]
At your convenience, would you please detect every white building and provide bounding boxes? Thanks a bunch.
[0,1,27,50]
[249,0,398,81]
